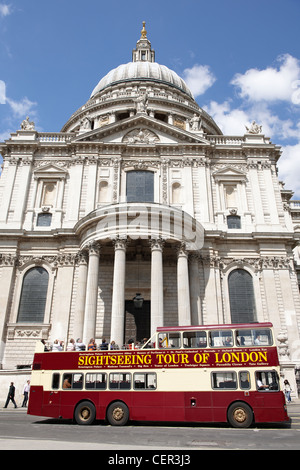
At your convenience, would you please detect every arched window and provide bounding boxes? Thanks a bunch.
[17,267,49,323]
[126,171,154,203]
[228,269,256,323]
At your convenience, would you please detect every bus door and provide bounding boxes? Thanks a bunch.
[42,372,61,418]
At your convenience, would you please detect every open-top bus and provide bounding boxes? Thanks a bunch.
[28,323,290,428]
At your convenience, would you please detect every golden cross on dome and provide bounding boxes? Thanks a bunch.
[140,21,147,39]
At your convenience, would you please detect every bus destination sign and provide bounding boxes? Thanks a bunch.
[77,347,278,370]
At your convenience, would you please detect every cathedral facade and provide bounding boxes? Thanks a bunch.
[0,25,299,393]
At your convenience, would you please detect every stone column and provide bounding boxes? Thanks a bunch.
[110,237,127,348]
[73,250,88,341]
[150,237,164,336]
[177,243,191,326]
[189,253,202,325]
[82,242,100,345]
[0,255,16,368]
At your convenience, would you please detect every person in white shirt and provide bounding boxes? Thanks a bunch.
[22,380,30,407]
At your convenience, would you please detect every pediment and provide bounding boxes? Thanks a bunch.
[33,163,68,179]
[73,114,211,146]
[212,166,247,182]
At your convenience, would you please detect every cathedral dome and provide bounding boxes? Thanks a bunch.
[61,22,222,136]
[91,61,193,99]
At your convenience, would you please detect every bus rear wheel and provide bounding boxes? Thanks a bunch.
[107,401,129,426]
[74,401,96,425]
[227,402,253,428]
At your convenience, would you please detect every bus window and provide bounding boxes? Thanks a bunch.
[62,373,83,390]
[133,373,157,390]
[183,331,207,348]
[236,328,273,347]
[256,371,279,391]
[209,330,233,348]
[239,371,250,390]
[109,373,131,390]
[52,373,60,389]
[158,332,181,348]
[86,373,107,390]
[211,372,237,390]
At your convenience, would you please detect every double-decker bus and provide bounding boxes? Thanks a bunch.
[28,323,290,428]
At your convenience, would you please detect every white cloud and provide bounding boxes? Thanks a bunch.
[0,3,12,17]
[204,100,251,135]
[278,143,300,197]
[0,80,6,104]
[231,54,300,104]
[6,96,37,117]
[182,64,216,97]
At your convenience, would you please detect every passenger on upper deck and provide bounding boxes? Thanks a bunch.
[75,338,86,351]
[88,338,97,350]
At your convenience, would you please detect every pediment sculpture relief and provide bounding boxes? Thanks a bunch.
[123,128,160,144]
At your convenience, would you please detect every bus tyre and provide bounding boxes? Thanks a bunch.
[227,402,253,428]
[107,401,129,426]
[74,401,96,425]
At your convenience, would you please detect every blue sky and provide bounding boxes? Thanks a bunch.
[1,0,300,198]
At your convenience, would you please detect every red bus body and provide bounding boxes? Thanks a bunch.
[27,323,290,427]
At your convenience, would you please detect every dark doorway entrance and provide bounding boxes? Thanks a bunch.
[124,300,150,345]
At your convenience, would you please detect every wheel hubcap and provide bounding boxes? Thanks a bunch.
[234,408,247,423]
[81,408,90,420]
[113,407,124,421]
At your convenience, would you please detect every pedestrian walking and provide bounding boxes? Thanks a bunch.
[3,382,17,408]
[284,379,292,403]
[22,380,30,407]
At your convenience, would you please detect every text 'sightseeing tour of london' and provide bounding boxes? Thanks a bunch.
[0,22,299,399]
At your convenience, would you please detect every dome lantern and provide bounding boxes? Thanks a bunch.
[132,21,155,63]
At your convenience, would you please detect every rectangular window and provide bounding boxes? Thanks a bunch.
[256,371,279,391]
[62,373,83,390]
[85,373,107,390]
[235,328,273,347]
[133,373,157,390]
[52,373,60,389]
[227,215,241,229]
[37,213,52,227]
[212,372,237,390]
[158,332,181,348]
[239,371,251,390]
[109,373,131,390]
[126,171,154,203]
[183,331,207,348]
[209,330,233,347]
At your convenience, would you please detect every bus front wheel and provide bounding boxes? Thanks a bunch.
[107,401,129,426]
[227,402,253,428]
[74,401,96,425]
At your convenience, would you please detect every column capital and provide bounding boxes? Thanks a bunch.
[188,252,200,263]
[85,241,101,256]
[112,236,128,251]
[176,242,188,258]
[149,237,165,251]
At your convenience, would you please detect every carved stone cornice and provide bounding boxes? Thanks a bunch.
[0,254,18,267]
[199,255,292,271]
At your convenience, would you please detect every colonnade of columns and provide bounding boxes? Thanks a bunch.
[76,237,198,346]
